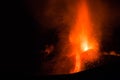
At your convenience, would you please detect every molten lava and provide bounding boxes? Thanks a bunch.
[69,0,99,73]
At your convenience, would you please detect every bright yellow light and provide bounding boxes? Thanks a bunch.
[83,45,89,51]
[82,41,88,51]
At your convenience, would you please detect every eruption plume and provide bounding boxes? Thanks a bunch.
[69,0,100,73]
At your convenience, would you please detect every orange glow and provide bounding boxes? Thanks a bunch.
[69,0,99,73]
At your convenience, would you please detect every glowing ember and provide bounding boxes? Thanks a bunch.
[69,0,100,73]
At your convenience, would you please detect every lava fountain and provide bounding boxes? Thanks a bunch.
[69,0,100,73]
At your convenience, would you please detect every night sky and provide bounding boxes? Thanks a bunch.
[1,0,120,77]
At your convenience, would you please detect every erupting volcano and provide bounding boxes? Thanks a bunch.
[69,0,100,73]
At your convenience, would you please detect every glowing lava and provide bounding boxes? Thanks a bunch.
[69,0,99,73]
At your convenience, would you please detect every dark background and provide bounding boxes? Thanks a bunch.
[1,0,120,78]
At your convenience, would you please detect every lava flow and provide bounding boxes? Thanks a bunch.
[69,0,100,73]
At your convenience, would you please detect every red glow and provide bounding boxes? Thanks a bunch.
[69,0,99,73]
